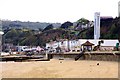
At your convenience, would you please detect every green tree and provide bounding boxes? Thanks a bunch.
[60,21,73,29]
[43,24,54,32]
[77,18,89,25]
[4,29,18,39]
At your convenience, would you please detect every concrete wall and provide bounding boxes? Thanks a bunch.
[50,53,120,61]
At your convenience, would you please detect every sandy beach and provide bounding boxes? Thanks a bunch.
[0,59,118,78]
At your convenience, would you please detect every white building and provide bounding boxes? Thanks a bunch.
[118,1,120,17]
[94,12,100,39]
[46,39,119,52]
[46,40,80,52]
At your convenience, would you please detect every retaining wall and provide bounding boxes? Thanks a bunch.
[50,53,120,61]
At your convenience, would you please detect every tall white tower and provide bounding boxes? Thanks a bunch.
[94,12,100,39]
[0,20,4,52]
[118,1,120,17]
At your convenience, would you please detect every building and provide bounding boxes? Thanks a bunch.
[46,40,81,53]
[94,12,100,39]
[118,1,120,17]
[0,20,4,52]
[46,39,119,53]
[81,41,94,51]
[100,16,113,20]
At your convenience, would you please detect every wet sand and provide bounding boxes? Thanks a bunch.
[0,59,118,78]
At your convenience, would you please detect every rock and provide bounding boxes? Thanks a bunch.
[97,63,99,65]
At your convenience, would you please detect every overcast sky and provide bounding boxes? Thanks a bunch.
[0,0,120,23]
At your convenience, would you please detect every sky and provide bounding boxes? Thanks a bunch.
[0,0,120,23]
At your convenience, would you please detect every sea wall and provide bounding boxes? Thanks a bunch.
[50,53,120,61]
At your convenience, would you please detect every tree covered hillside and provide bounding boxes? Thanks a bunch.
[78,17,120,39]
[2,20,61,30]
[3,17,120,47]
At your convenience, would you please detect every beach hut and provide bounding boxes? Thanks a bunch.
[81,41,94,51]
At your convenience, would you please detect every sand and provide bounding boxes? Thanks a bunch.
[0,59,118,78]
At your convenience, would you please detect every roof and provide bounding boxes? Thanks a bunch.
[81,41,94,46]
